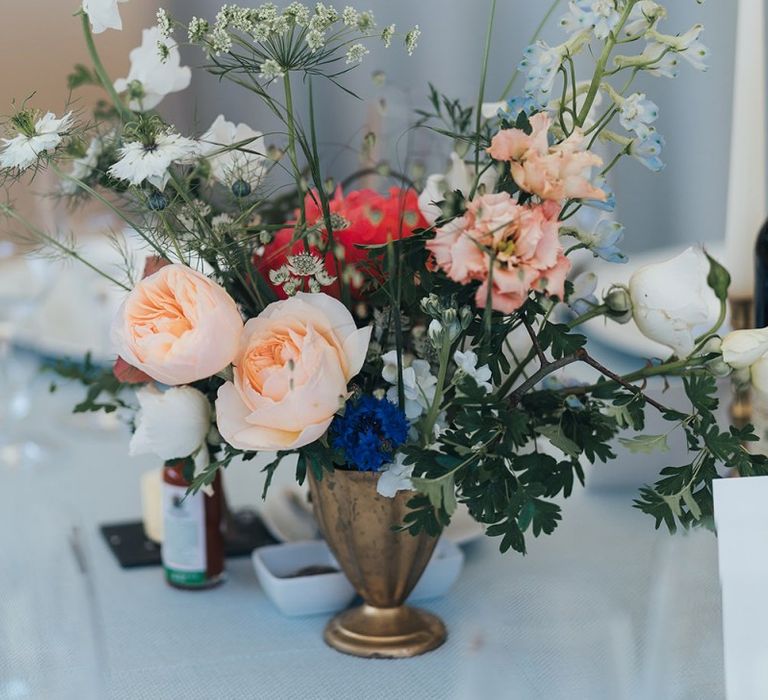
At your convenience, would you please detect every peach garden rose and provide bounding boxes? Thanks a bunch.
[111,263,243,385]
[215,292,372,451]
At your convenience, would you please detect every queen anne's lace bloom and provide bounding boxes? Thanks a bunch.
[108,131,200,190]
[0,111,72,171]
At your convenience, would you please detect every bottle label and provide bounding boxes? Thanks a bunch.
[161,482,207,586]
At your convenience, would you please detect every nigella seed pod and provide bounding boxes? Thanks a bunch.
[147,191,168,211]
[231,179,252,198]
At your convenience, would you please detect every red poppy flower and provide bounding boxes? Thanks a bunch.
[258,186,428,300]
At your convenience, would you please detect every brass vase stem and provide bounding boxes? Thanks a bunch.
[308,470,446,658]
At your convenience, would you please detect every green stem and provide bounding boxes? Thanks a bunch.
[499,0,563,101]
[567,304,609,328]
[282,72,306,231]
[473,0,498,184]
[576,0,638,127]
[81,12,131,121]
[422,337,452,445]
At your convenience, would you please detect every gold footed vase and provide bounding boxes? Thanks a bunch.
[308,469,446,658]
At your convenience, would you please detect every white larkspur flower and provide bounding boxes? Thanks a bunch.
[568,272,599,316]
[108,131,200,190]
[0,111,73,171]
[82,0,128,34]
[114,27,191,111]
[561,0,620,40]
[199,114,266,188]
[453,350,492,394]
[519,41,565,106]
[381,350,437,421]
[346,43,369,64]
[648,24,709,72]
[618,92,659,135]
[376,453,414,498]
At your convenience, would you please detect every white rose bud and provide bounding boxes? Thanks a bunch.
[628,247,719,357]
[130,385,211,461]
[721,328,768,370]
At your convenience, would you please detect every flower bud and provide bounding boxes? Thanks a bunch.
[605,284,632,314]
[721,328,768,370]
[427,318,443,345]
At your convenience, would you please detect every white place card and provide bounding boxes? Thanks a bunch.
[714,476,768,699]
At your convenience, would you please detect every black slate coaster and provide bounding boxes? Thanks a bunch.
[100,508,279,569]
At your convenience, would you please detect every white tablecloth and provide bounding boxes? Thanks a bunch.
[0,356,725,700]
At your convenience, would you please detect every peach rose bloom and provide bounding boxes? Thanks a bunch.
[427,194,570,313]
[215,293,372,451]
[487,113,606,203]
[111,263,243,385]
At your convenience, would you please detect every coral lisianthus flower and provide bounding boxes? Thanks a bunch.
[259,186,428,299]
[426,193,570,313]
[487,112,606,203]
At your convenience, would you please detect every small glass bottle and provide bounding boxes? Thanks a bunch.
[161,460,225,589]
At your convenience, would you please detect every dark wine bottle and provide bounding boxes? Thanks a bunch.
[755,217,768,328]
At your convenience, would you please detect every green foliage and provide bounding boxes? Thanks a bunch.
[47,353,129,414]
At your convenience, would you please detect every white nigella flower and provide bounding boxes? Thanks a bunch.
[381,350,437,421]
[618,92,659,135]
[114,27,191,111]
[130,384,211,466]
[108,130,200,190]
[82,0,128,34]
[0,111,73,171]
[453,350,492,394]
[376,453,415,498]
[647,24,709,72]
[199,114,266,188]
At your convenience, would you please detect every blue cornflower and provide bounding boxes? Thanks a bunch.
[330,395,409,472]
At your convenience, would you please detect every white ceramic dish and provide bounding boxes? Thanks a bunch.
[409,538,465,602]
[260,483,484,546]
[251,540,355,617]
[252,538,465,617]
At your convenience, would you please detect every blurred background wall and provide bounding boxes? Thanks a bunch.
[0,1,757,254]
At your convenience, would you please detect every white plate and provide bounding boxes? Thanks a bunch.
[579,243,726,359]
[260,482,485,546]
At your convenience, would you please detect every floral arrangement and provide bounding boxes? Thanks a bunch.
[4,0,767,554]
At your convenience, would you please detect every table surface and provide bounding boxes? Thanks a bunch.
[0,352,726,700]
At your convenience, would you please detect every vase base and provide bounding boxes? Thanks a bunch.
[323,604,446,658]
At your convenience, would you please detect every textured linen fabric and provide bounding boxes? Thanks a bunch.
[0,359,724,699]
